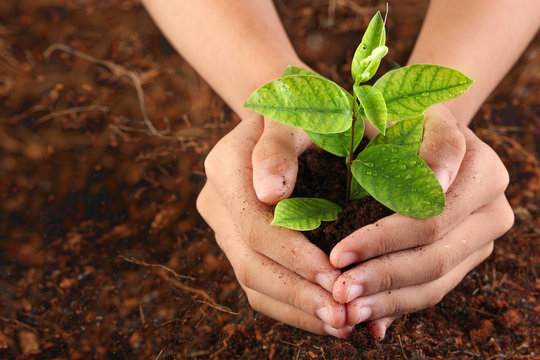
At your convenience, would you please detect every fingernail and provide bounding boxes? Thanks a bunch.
[433,168,451,192]
[324,324,354,338]
[378,323,389,340]
[338,252,358,268]
[315,271,339,292]
[356,307,372,323]
[316,307,333,325]
[254,175,286,199]
[346,284,364,302]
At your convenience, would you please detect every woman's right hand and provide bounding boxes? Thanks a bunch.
[196,117,353,338]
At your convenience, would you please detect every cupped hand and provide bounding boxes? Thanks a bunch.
[196,117,353,338]
[329,105,514,339]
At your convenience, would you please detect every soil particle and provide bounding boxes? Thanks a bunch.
[470,319,494,341]
[500,309,522,328]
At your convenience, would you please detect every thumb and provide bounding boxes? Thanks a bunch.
[252,118,312,205]
[419,105,466,192]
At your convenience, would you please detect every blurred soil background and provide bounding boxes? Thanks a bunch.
[0,0,538,358]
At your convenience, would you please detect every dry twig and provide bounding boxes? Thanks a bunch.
[167,277,236,315]
[43,44,188,141]
[313,345,327,360]
[196,299,239,316]
[155,347,165,360]
[35,105,110,126]
[0,317,37,332]
[209,330,235,358]
[397,334,408,360]
[119,254,195,281]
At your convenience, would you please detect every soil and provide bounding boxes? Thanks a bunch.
[292,147,393,255]
[1,0,539,359]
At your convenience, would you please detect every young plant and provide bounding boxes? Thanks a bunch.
[244,12,473,231]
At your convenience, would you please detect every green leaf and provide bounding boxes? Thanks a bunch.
[350,177,369,199]
[272,197,342,231]
[282,66,354,105]
[305,117,364,157]
[244,75,352,134]
[374,64,474,121]
[352,144,445,218]
[351,11,386,83]
[367,115,424,153]
[354,85,387,135]
[282,66,323,78]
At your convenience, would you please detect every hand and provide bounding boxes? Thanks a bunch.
[197,117,353,338]
[329,105,514,339]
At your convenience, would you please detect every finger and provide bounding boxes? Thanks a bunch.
[203,120,340,292]
[198,183,347,329]
[330,126,510,269]
[252,118,312,204]
[345,242,494,325]
[420,105,466,192]
[333,194,513,303]
[243,286,354,338]
[366,316,398,340]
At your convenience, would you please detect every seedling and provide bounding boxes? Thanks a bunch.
[244,12,473,231]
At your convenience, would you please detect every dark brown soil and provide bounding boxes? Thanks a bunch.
[1,0,539,359]
[292,148,393,255]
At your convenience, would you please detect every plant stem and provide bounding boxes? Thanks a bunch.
[345,101,357,203]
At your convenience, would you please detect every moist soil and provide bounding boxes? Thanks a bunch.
[1,0,539,359]
[292,147,393,255]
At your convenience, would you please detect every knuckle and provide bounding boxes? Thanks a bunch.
[427,288,445,308]
[295,314,311,332]
[203,147,223,180]
[195,185,210,216]
[422,120,466,166]
[380,272,393,292]
[483,241,495,259]
[286,286,301,309]
[384,296,401,316]
[478,143,510,192]
[235,262,252,289]
[442,125,467,160]
[245,292,262,313]
[432,250,452,279]
[492,198,514,238]
[496,165,510,192]
[446,126,467,155]
[423,216,445,245]
[374,235,390,256]
[500,200,515,233]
